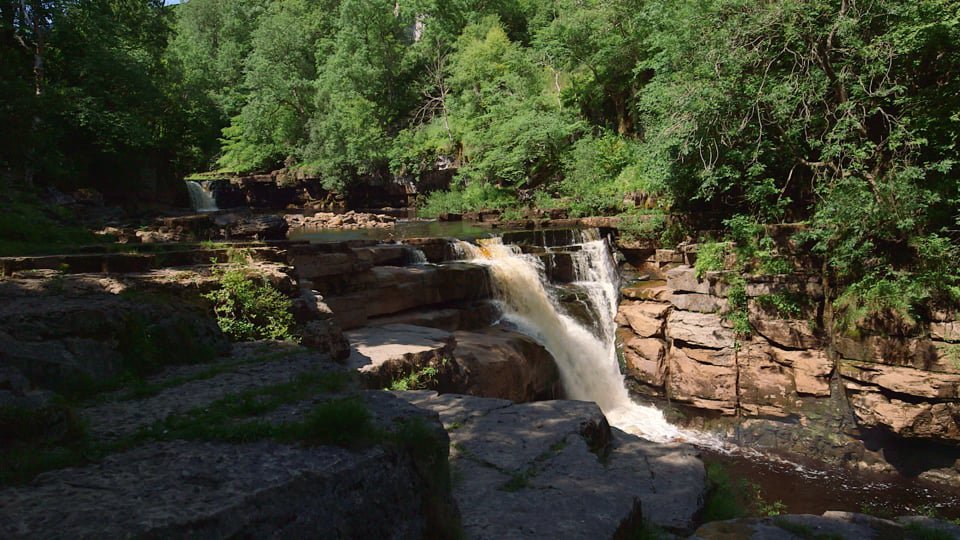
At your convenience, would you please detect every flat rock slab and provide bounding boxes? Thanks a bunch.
[399,392,705,537]
[345,324,455,374]
[82,343,334,442]
[0,440,426,539]
[3,391,453,539]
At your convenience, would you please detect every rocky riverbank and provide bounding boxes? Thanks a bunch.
[3,226,960,537]
[614,240,960,488]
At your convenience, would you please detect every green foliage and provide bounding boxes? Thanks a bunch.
[389,364,441,392]
[755,293,804,320]
[695,242,727,280]
[617,212,667,243]
[725,276,751,338]
[904,523,956,540]
[418,182,517,217]
[203,251,296,341]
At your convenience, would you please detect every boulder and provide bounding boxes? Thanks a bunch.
[397,392,706,536]
[452,326,560,402]
[841,361,960,442]
[736,340,799,417]
[1,393,458,538]
[345,324,460,390]
[667,292,726,314]
[750,315,821,350]
[931,321,960,342]
[666,311,735,349]
[839,361,960,400]
[212,213,288,240]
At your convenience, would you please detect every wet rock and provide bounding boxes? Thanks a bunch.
[212,213,289,240]
[398,392,706,536]
[620,331,668,388]
[691,512,906,540]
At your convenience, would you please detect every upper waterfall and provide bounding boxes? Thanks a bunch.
[454,235,684,443]
[186,180,218,212]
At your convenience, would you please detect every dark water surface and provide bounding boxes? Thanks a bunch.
[288,219,500,243]
[703,448,960,519]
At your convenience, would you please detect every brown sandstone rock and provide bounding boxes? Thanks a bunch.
[769,347,832,396]
[667,292,726,314]
[666,311,735,349]
[452,326,560,402]
[620,332,668,388]
[750,316,821,350]
[839,361,960,400]
[666,266,711,294]
[617,303,665,338]
[666,345,737,413]
[737,340,798,417]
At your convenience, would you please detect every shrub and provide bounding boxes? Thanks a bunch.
[694,242,727,279]
[203,253,296,341]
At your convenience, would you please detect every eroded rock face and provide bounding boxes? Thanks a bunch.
[667,345,738,413]
[398,392,706,536]
[452,326,560,402]
[667,311,735,349]
[345,323,561,403]
[840,361,960,441]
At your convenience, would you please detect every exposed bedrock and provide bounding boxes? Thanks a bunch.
[399,392,706,537]
[616,253,960,482]
[345,323,561,403]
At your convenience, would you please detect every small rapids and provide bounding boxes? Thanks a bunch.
[454,235,707,445]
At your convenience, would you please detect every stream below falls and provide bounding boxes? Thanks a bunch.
[452,232,960,519]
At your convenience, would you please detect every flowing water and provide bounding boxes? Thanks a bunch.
[185,180,218,212]
[453,232,960,518]
[454,236,689,443]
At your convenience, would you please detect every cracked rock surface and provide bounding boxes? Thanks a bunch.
[398,391,706,538]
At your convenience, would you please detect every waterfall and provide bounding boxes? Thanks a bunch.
[455,236,685,443]
[404,246,429,265]
[185,181,218,212]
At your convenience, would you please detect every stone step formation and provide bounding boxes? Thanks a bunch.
[3,231,960,538]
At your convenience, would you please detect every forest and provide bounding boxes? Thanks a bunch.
[2,0,959,322]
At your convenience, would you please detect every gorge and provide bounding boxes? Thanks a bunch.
[3,215,959,538]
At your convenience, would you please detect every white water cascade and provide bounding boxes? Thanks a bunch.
[185,180,218,212]
[455,235,688,443]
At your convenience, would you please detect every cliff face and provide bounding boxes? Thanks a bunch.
[615,242,960,484]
